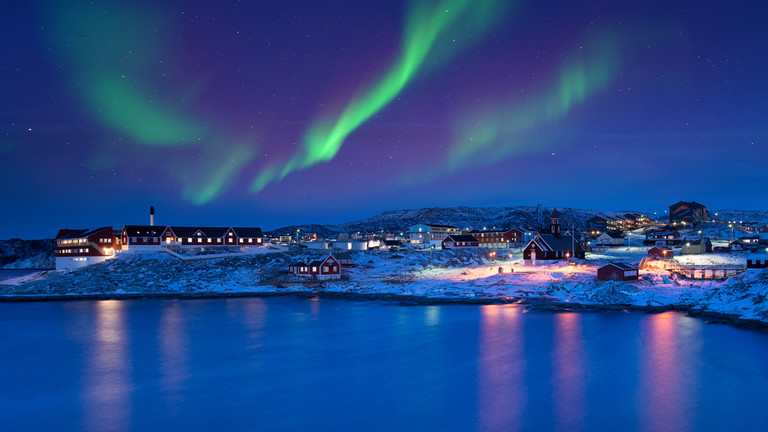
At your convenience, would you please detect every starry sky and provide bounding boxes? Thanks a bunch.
[1,0,766,238]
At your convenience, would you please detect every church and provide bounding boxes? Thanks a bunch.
[523,209,586,261]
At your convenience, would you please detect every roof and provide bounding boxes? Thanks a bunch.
[648,246,672,251]
[230,227,264,237]
[670,201,707,210]
[530,234,585,253]
[168,226,229,238]
[600,262,638,270]
[445,234,479,242]
[747,254,768,259]
[123,225,163,237]
[56,227,112,240]
[383,240,401,246]
[468,228,520,234]
[425,224,459,229]
[550,208,560,218]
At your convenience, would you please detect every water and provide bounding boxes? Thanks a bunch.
[1,298,767,431]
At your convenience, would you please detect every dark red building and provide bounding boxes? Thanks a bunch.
[288,254,341,279]
[597,263,639,281]
[442,234,480,249]
[55,227,118,270]
[647,246,673,259]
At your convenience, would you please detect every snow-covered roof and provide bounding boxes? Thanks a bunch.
[446,235,479,242]
[600,262,638,271]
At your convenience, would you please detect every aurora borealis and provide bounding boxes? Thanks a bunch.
[1,0,767,238]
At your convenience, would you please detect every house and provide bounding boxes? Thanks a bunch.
[523,210,586,260]
[441,234,480,249]
[162,226,228,247]
[467,228,524,248]
[681,237,712,255]
[669,201,709,226]
[746,254,768,269]
[647,246,674,259]
[288,254,341,279]
[596,232,625,247]
[55,227,118,270]
[643,230,682,247]
[226,227,264,246]
[409,224,460,248]
[739,235,760,246]
[121,225,164,251]
[597,263,639,281]
[729,240,746,252]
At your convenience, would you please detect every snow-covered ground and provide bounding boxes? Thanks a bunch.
[1,247,766,327]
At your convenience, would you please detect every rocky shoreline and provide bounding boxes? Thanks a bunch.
[2,287,766,332]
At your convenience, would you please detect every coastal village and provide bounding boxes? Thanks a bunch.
[3,201,768,326]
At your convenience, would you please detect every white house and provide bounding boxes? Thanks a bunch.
[596,232,625,246]
[409,224,459,249]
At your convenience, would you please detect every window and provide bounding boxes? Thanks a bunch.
[207,238,212,243]
[323,266,329,272]
[228,239,233,243]
[248,239,253,244]
[188,238,193,242]
[239,239,243,243]
[217,239,221,243]
[198,238,202,243]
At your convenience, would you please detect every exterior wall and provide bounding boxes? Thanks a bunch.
[597,266,639,281]
[333,241,368,250]
[442,240,479,249]
[55,255,110,271]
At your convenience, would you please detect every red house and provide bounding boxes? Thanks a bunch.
[122,225,164,251]
[442,234,480,249]
[55,227,118,270]
[597,263,639,281]
[288,254,341,280]
[467,228,524,248]
[729,240,746,251]
[647,246,673,259]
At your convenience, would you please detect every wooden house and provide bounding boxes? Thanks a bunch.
[643,230,682,247]
[647,246,673,259]
[441,234,480,249]
[729,240,746,252]
[523,210,586,260]
[55,227,118,270]
[682,237,712,255]
[596,232,625,247]
[288,254,341,279]
[121,225,164,251]
[597,263,639,281]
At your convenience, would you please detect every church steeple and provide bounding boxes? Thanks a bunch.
[550,209,561,236]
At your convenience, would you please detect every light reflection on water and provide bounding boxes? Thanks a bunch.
[477,305,525,432]
[552,312,585,431]
[82,300,131,432]
[1,298,768,432]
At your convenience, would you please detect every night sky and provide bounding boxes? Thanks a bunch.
[2,0,766,239]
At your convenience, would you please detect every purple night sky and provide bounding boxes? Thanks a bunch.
[1,0,766,238]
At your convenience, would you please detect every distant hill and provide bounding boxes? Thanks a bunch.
[265,206,657,238]
[0,239,54,269]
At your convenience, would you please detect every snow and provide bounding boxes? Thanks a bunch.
[2,246,767,326]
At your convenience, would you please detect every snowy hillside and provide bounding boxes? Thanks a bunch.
[0,239,54,269]
[268,206,649,237]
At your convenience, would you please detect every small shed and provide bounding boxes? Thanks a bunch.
[597,262,639,281]
[647,246,673,259]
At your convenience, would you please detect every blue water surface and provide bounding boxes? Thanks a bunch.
[1,297,767,431]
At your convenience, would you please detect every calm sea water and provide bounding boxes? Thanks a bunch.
[1,297,767,431]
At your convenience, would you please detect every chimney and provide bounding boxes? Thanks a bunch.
[150,206,155,226]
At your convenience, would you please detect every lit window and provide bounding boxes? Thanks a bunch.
[248,239,253,243]
[198,238,202,243]
[207,238,212,243]
[188,238,192,242]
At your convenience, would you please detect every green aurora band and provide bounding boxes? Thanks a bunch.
[51,1,205,146]
[251,0,508,193]
[402,35,621,185]
[49,1,256,205]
